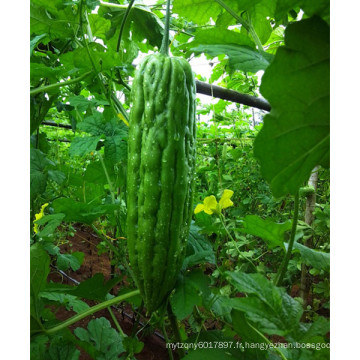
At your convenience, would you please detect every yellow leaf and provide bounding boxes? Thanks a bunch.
[219,189,234,210]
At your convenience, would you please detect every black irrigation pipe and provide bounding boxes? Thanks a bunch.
[195,79,271,112]
[39,81,270,132]
[47,138,71,143]
[50,264,166,341]
[42,121,73,129]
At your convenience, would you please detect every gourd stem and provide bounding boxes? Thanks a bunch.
[43,290,140,335]
[167,302,185,357]
[107,306,126,336]
[160,0,171,55]
[274,191,300,286]
[30,71,92,95]
[116,0,136,52]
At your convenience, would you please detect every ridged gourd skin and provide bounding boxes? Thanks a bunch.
[126,53,197,312]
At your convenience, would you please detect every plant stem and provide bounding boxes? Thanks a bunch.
[213,0,264,51]
[274,191,300,286]
[162,319,175,360]
[167,302,185,358]
[99,0,127,9]
[246,320,288,360]
[44,290,140,335]
[98,152,123,236]
[160,0,171,55]
[116,0,136,52]
[219,213,257,271]
[30,71,92,96]
[107,306,126,336]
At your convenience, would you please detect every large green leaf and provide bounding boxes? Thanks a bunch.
[231,310,269,358]
[185,27,255,49]
[226,272,303,335]
[191,44,272,72]
[30,148,54,200]
[71,273,122,301]
[292,242,330,271]
[254,16,330,197]
[52,198,118,224]
[99,4,164,48]
[183,224,216,269]
[48,336,80,360]
[173,0,222,25]
[74,318,125,360]
[238,215,292,249]
[69,136,102,157]
[39,292,89,313]
[171,270,210,320]
[249,0,276,44]
[30,1,76,39]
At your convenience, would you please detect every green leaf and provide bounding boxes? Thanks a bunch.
[292,242,330,271]
[30,2,76,39]
[171,270,210,320]
[74,318,125,360]
[122,337,144,355]
[71,273,122,301]
[48,335,80,360]
[67,95,109,113]
[191,44,272,72]
[57,252,85,272]
[226,272,303,335]
[172,0,252,26]
[231,310,268,358]
[52,198,118,224]
[104,135,127,163]
[69,136,102,157]
[254,16,330,197]
[35,213,65,238]
[30,63,62,84]
[184,330,246,359]
[238,215,292,249]
[185,27,255,49]
[30,334,49,360]
[183,348,237,359]
[31,243,50,299]
[293,316,330,342]
[249,0,275,44]
[60,42,119,73]
[88,13,111,40]
[183,224,216,268]
[48,170,66,185]
[84,159,116,185]
[99,4,164,48]
[39,292,89,313]
[30,34,48,56]
[30,148,54,200]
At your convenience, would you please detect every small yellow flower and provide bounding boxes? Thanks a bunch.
[194,189,234,216]
[33,203,49,233]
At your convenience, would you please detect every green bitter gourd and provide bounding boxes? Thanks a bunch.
[126,52,196,312]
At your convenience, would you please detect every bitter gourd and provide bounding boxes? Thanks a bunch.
[126,53,196,312]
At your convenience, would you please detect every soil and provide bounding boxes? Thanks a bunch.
[47,224,178,360]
